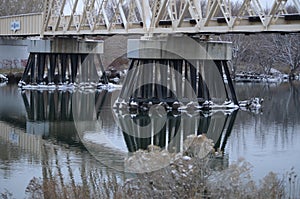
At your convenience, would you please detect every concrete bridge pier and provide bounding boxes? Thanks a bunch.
[116,35,238,109]
[19,38,107,88]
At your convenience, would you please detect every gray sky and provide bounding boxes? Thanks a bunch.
[257,0,274,8]
[63,0,291,16]
[237,0,293,9]
[259,0,270,7]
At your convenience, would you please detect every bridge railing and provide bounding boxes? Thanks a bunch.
[0,13,42,37]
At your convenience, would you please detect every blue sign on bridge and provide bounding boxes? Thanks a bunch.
[11,20,20,32]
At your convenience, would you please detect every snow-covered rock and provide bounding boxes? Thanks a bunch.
[239,97,263,109]
[269,68,282,75]
[183,135,215,159]
[0,74,8,82]
[125,146,174,173]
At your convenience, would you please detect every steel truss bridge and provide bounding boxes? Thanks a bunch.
[0,0,300,37]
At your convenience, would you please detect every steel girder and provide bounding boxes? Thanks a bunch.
[29,0,300,36]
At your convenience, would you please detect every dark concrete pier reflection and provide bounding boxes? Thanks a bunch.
[21,89,80,145]
[114,108,238,154]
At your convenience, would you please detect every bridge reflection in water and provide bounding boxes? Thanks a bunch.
[21,89,80,145]
[0,88,239,196]
[114,108,237,154]
[0,88,122,198]
[101,91,237,161]
[19,89,237,166]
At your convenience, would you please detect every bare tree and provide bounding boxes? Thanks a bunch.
[253,35,278,75]
[222,34,260,76]
[272,34,300,78]
[0,0,43,16]
[286,4,299,13]
[222,33,300,78]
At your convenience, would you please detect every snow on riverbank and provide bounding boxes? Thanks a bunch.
[233,71,291,83]
[0,74,8,83]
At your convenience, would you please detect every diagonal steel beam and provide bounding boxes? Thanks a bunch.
[153,0,169,27]
[127,0,139,23]
[118,1,128,30]
[141,0,152,31]
[266,0,288,27]
[292,0,300,12]
[65,0,79,31]
[41,0,54,36]
[53,0,67,31]
[167,0,177,21]
[86,0,97,30]
[203,0,219,26]
[91,0,108,31]
[233,0,266,27]
[108,0,127,31]
[188,0,203,24]
[177,0,190,28]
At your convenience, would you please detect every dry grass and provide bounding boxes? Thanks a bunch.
[6,157,294,199]
[1,136,299,199]
[1,158,298,199]
[0,68,24,74]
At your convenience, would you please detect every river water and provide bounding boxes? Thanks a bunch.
[0,81,299,198]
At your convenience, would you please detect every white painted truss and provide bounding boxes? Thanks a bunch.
[40,0,300,36]
[1,0,300,37]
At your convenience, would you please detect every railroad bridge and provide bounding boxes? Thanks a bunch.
[0,0,300,107]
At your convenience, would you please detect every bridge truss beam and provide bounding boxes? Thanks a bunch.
[41,0,300,36]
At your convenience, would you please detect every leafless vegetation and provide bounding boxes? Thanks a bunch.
[222,33,300,77]
[2,135,299,199]
[5,157,296,199]
[0,0,43,16]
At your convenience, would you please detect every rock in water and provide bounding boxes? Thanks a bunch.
[183,135,215,159]
[124,145,174,173]
[239,97,263,109]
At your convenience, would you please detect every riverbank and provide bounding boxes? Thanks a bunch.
[0,68,23,84]
[233,71,299,83]
[2,69,300,87]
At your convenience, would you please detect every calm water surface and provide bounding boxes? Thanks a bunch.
[0,82,300,197]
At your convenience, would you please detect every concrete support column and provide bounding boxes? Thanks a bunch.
[116,35,237,109]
